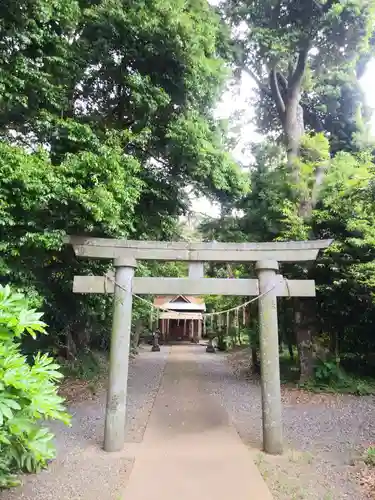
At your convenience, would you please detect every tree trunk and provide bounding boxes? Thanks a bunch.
[284,97,305,179]
[284,92,319,383]
[132,320,142,353]
[288,343,294,361]
[294,298,316,382]
[267,50,324,384]
[65,330,77,360]
[282,300,295,361]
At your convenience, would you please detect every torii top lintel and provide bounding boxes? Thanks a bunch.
[66,236,332,263]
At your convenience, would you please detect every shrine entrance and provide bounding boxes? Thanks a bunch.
[154,295,205,343]
[68,237,331,456]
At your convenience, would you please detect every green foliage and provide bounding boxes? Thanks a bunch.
[223,0,375,141]
[364,446,375,467]
[0,0,248,356]
[59,350,106,382]
[201,132,375,382]
[305,359,375,395]
[314,360,344,385]
[0,285,70,488]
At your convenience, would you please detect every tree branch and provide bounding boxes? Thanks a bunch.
[277,71,288,94]
[243,66,272,97]
[270,67,286,117]
[289,45,309,93]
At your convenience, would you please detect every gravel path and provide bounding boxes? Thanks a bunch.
[1,346,169,500]
[197,349,375,500]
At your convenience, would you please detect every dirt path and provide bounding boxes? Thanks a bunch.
[123,345,272,500]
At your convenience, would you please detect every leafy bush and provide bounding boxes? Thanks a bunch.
[307,358,375,395]
[59,350,103,381]
[314,360,344,385]
[0,285,70,488]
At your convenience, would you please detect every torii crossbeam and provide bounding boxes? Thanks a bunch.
[67,236,332,455]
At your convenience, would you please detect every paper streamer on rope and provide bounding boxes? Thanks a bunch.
[242,304,246,325]
[226,311,229,335]
[149,309,153,331]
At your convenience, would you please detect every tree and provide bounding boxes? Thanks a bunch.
[219,0,375,380]
[222,0,375,213]
[0,0,247,353]
[1,0,247,226]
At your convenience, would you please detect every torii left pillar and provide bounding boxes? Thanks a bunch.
[104,256,136,452]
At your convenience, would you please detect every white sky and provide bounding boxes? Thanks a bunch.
[190,59,375,219]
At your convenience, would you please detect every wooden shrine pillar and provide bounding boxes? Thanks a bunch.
[104,257,136,452]
[198,318,202,340]
[255,260,282,455]
[193,319,198,343]
[160,318,165,342]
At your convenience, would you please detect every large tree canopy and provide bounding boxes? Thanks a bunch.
[0,0,247,353]
[1,0,246,217]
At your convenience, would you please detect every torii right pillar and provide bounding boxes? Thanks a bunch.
[256,260,282,455]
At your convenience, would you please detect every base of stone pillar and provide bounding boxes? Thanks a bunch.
[151,345,160,352]
[206,344,215,353]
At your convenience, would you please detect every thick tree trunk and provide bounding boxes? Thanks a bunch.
[282,300,295,361]
[288,343,294,361]
[294,298,316,382]
[284,97,305,178]
[268,48,320,384]
[284,93,318,382]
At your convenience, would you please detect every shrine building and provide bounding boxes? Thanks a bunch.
[153,295,205,342]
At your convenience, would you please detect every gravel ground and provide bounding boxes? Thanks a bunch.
[1,346,169,500]
[1,344,373,500]
[197,349,375,500]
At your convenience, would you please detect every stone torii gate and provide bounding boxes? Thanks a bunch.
[68,237,331,455]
